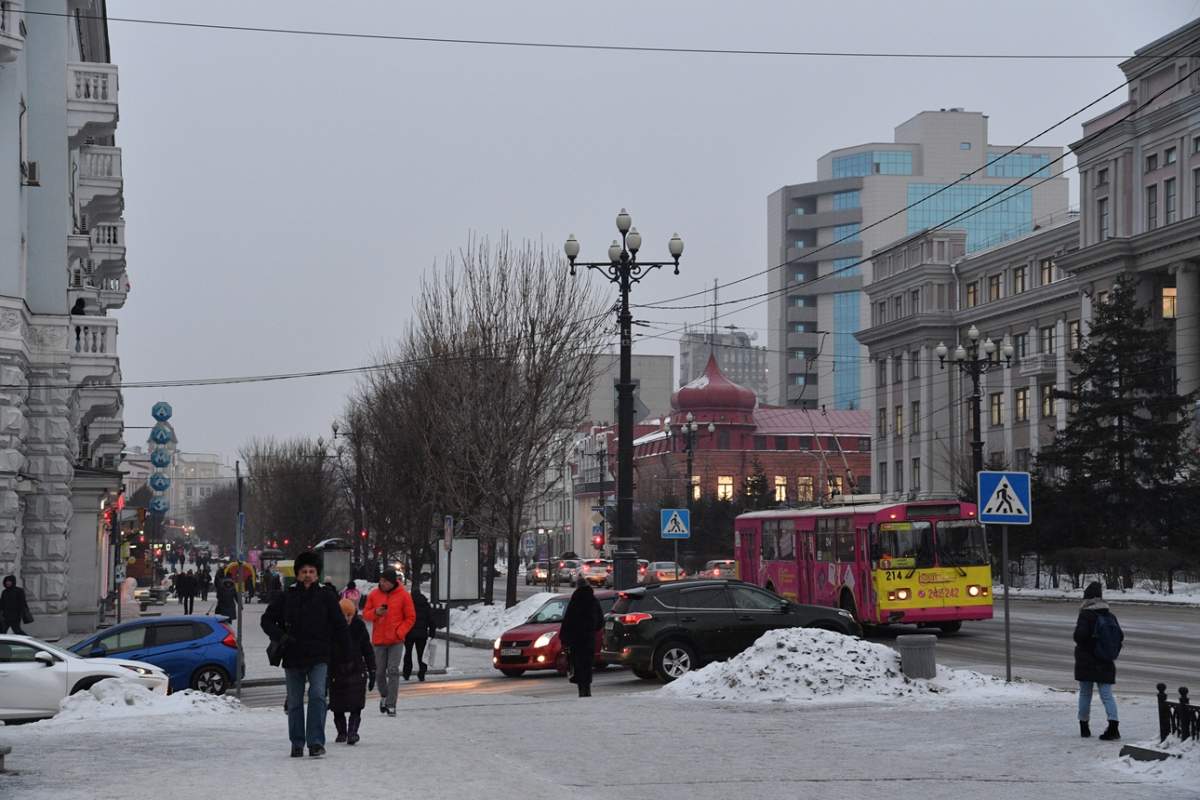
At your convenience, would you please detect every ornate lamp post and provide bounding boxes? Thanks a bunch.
[661,412,715,512]
[935,325,1014,475]
[565,211,683,590]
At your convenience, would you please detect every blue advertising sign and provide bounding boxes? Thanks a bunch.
[150,447,171,468]
[151,401,173,422]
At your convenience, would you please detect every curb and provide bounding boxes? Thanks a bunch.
[997,590,1200,608]
[436,630,492,650]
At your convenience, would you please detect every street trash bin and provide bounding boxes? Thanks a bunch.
[896,634,937,679]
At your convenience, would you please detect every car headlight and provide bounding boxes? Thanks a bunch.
[836,609,853,618]
[533,631,556,649]
[492,637,502,650]
[121,665,152,676]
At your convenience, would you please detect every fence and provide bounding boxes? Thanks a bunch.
[1158,684,1198,742]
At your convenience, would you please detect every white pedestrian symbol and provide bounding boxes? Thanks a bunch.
[664,511,688,534]
[983,477,1027,517]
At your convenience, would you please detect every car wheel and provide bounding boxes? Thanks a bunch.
[633,666,658,681]
[499,668,524,678]
[191,665,230,695]
[653,640,696,683]
[935,621,962,634]
[69,677,104,695]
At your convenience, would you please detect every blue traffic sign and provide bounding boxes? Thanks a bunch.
[977,471,1032,525]
[660,508,691,539]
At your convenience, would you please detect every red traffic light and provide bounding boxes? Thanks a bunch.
[283,538,290,546]
[592,535,604,550]
[359,529,367,538]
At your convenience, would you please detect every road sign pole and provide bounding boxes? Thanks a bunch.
[1002,523,1012,683]
[674,540,679,580]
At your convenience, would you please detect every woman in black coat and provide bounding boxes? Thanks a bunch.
[1073,581,1123,740]
[329,598,375,745]
[1,575,31,634]
[559,579,604,697]
[403,589,438,682]
[214,577,238,621]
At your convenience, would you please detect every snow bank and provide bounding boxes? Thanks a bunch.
[1115,736,1200,788]
[39,679,242,725]
[662,628,1051,706]
[996,583,1200,606]
[449,592,556,640]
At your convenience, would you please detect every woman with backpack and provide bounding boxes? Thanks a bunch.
[1074,581,1123,741]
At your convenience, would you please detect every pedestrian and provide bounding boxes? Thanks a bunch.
[245,572,256,604]
[559,577,604,697]
[402,586,436,681]
[214,576,238,621]
[1,574,33,634]
[340,580,361,607]
[198,567,212,602]
[1075,581,1124,741]
[329,598,375,745]
[261,550,350,758]
[267,570,284,603]
[179,569,197,615]
[361,568,415,716]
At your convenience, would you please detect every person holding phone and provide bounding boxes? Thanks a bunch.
[362,568,415,716]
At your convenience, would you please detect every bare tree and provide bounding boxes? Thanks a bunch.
[240,436,344,553]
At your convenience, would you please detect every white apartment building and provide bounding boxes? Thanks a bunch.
[0,1,129,635]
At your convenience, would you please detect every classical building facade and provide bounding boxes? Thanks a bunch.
[856,19,1200,502]
[767,109,1069,410]
[0,1,128,636]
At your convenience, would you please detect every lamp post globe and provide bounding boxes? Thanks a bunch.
[1002,341,1015,361]
[967,324,980,342]
[935,342,948,361]
[564,234,580,261]
[608,240,622,263]
[626,227,642,254]
[983,338,996,355]
[953,345,967,362]
[668,233,684,259]
[616,208,632,234]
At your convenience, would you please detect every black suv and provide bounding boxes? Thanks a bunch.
[601,579,861,682]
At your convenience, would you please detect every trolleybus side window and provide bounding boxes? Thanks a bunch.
[871,521,934,568]
[937,520,989,566]
[761,521,778,560]
[835,517,855,562]
[815,518,835,562]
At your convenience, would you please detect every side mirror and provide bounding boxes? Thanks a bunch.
[34,651,55,666]
[779,600,790,613]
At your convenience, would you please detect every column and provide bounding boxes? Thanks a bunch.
[919,345,933,498]
[1055,318,1068,431]
[1028,376,1041,455]
[1002,344,1014,465]
[1174,264,1200,398]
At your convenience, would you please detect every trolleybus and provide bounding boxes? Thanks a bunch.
[734,499,991,632]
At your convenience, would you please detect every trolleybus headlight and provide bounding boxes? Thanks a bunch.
[890,588,911,601]
[967,584,981,597]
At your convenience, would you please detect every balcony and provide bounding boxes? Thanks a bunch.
[70,270,128,313]
[1017,352,1057,378]
[77,145,123,221]
[69,317,119,385]
[89,222,125,272]
[786,239,862,264]
[67,62,119,142]
[0,1,23,63]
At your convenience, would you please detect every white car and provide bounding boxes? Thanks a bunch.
[0,634,169,722]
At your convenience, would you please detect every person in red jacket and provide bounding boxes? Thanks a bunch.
[361,569,415,716]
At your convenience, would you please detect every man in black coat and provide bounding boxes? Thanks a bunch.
[402,587,437,682]
[262,550,350,758]
[1074,581,1123,740]
[559,578,604,697]
[178,570,197,615]
[214,576,238,621]
[1,575,31,634]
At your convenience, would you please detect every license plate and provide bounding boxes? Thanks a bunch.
[500,648,522,656]
[604,620,614,630]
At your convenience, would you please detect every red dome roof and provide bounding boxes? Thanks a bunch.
[671,354,757,413]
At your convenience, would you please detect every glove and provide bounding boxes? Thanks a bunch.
[368,672,376,692]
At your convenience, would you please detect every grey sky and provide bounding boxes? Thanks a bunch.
[108,0,1194,461]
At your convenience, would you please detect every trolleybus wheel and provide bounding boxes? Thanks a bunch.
[935,621,962,634]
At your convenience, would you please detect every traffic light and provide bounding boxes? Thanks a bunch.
[592,533,604,550]
[137,507,146,527]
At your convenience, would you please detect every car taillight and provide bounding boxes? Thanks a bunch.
[713,568,721,576]
[616,612,653,625]
[220,624,237,648]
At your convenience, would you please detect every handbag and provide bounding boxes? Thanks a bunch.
[564,647,575,682]
[21,604,34,625]
[266,636,289,667]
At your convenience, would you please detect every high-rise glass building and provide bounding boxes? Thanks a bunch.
[767,109,1069,409]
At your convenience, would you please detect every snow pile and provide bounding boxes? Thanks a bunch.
[40,679,242,725]
[1115,736,1200,787]
[662,628,1051,706]
[996,583,1200,606]
[449,592,556,640]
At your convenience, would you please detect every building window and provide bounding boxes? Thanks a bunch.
[858,437,871,452]
[877,463,887,494]
[1040,325,1056,354]
[1013,332,1027,359]
[894,296,903,319]
[910,351,920,379]
[1012,265,1027,294]
[1194,169,1200,217]
[911,458,921,492]
[1146,153,1158,172]
[893,461,903,494]
[878,407,887,436]
[910,289,920,314]
[1194,136,1200,154]
[797,476,814,502]
[790,295,808,307]
[1039,258,1055,286]
[793,270,807,283]
[894,405,903,438]
[1041,383,1055,418]
[827,476,844,498]
[1165,146,1177,165]
[1068,320,1082,350]
[774,476,787,503]
[877,359,887,385]
[960,141,972,150]
[988,274,1001,302]
[893,355,902,383]
[1147,184,1158,230]
[834,222,861,242]
[1097,290,1109,305]
[1014,448,1030,471]
[690,476,701,501]
[790,322,808,333]
[1165,178,1177,224]
[832,190,861,210]
[910,401,920,435]
[1163,286,1177,319]
[1098,198,1109,240]
[990,392,1003,427]
[966,282,978,308]
[791,375,807,386]
[987,152,1052,178]
[1096,168,1108,186]
[1014,387,1029,422]
[717,476,734,501]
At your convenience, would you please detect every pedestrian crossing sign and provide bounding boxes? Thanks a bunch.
[660,508,691,539]
[977,471,1032,525]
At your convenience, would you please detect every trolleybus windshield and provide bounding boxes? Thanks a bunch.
[936,520,989,566]
[871,521,933,568]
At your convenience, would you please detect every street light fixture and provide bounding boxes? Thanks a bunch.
[565,209,684,590]
[935,331,1014,475]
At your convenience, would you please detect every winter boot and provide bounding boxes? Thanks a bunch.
[1079,721,1091,738]
[347,713,361,746]
[1098,721,1120,741]
[578,685,591,697]
[333,713,347,743]
[418,662,427,682]
[290,745,304,758]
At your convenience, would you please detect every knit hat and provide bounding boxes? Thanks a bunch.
[339,598,356,616]
[380,568,398,586]
[1083,581,1103,600]
[294,550,320,572]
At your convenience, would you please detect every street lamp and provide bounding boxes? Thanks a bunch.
[332,421,368,574]
[565,210,683,590]
[662,412,714,580]
[935,327,1014,475]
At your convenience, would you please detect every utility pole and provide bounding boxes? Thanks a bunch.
[235,460,245,699]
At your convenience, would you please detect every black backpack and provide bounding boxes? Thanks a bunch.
[1092,613,1123,662]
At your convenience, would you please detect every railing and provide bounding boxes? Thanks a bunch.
[1158,684,1198,742]
[91,223,121,247]
[68,63,118,105]
[79,146,121,179]
[74,322,114,354]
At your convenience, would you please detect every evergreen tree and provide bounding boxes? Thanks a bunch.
[742,459,772,510]
[1034,274,1198,559]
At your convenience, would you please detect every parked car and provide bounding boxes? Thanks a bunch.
[525,561,550,585]
[69,615,240,694]
[700,560,737,578]
[554,559,582,583]
[0,634,168,722]
[580,559,611,587]
[638,559,649,581]
[644,561,687,582]
[601,579,861,682]
[493,590,618,677]
[133,586,169,605]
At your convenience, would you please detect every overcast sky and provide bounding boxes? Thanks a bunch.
[107,0,1195,462]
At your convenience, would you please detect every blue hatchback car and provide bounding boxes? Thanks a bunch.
[69,616,240,694]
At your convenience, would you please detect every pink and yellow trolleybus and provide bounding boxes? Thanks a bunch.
[734,500,992,633]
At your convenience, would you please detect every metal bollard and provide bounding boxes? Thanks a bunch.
[0,744,11,773]
[896,634,938,679]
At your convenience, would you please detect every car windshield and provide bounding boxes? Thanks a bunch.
[528,598,569,624]
[652,563,677,570]
[937,521,989,566]
[706,561,734,569]
[871,521,934,569]
[23,638,74,659]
